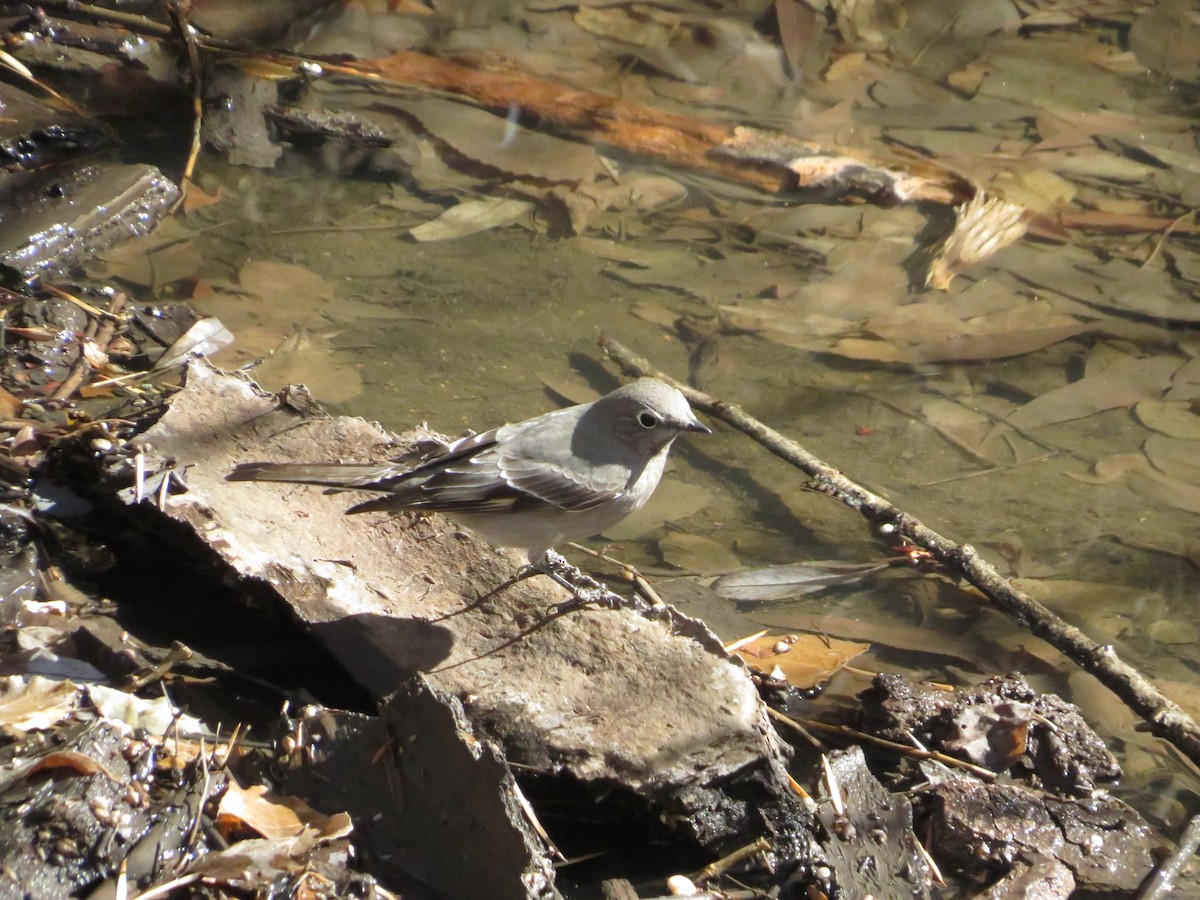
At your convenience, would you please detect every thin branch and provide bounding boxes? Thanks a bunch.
[598,334,1200,770]
[1139,812,1200,899]
[768,707,996,781]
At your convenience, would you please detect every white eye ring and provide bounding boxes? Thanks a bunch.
[637,411,658,428]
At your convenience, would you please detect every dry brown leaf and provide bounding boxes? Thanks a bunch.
[0,675,79,733]
[0,384,23,418]
[182,184,223,212]
[733,632,868,688]
[217,782,346,841]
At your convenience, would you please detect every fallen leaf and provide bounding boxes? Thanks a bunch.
[1128,467,1200,515]
[157,317,235,369]
[1005,354,1181,431]
[1143,434,1200,484]
[408,198,534,242]
[253,330,364,404]
[217,782,348,841]
[1064,452,1147,484]
[238,260,334,305]
[733,632,868,688]
[0,675,79,733]
[1134,400,1200,439]
[1145,619,1200,645]
[713,560,889,602]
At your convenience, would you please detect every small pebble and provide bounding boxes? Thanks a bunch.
[666,874,697,896]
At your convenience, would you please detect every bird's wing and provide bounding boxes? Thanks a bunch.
[348,424,624,515]
[496,454,621,511]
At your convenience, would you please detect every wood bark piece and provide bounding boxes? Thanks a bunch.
[599,336,1200,772]
[112,361,810,887]
[363,52,971,207]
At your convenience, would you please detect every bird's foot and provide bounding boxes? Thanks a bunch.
[534,550,634,613]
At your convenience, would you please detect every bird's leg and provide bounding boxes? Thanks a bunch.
[428,565,542,622]
[437,550,638,623]
[533,550,632,613]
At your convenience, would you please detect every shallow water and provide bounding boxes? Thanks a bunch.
[111,0,1200,830]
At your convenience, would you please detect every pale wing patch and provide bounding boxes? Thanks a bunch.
[499,456,620,511]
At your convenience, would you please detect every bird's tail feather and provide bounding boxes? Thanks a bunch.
[226,462,397,489]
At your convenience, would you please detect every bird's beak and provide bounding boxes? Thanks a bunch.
[685,416,712,435]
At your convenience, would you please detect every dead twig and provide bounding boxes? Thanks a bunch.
[49,290,127,403]
[778,711,997,781]
[598,334,1200,771]
[690,836,770,883]
[1139,812,1200,899]
[166,2,203,212]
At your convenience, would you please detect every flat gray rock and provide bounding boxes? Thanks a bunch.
[116,361,807,866]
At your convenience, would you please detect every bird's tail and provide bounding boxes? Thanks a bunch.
[226,462,398,490]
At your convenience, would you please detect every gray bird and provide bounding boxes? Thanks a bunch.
[227,378,710,566]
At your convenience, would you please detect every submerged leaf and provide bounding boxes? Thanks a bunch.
[659,533,742,575]
[408,198,534,242]
[1134,400,1200,439]
[1005,354,1181,431]
[713,560,888,602]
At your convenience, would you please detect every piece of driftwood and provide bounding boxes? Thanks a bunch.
[598,336,1200,771]
[95,361,817,897]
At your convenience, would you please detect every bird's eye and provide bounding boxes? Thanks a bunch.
[637,411,658,428]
